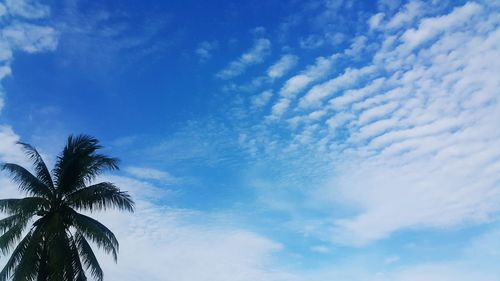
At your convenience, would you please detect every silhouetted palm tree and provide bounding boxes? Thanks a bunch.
[0,135,134,281]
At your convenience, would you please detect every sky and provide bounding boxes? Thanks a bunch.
[1,0,500,280]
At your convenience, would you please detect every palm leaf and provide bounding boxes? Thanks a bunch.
[11,230,43,281]
[0,231,33,281]
[53,135,118,194]
[0,214,30,234]
[18,142,54,190]
[75,231,103,281]
[66,182,134,212]
[70,239,88,281]
[69,211,119,261]
[0,221,29,255]
[1,164,52,199]
[0,197,49,216]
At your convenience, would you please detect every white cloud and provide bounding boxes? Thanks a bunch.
[240,1,500,247]
[267,54,298,79]
[0,125,27,164]
[2,23,58,53]
[377,264,498,281]
[0,0,57,115]
[280,55,338,98]
[269,98,290,119]
[401,2,482,49]
[304,225,500,281]
[98,207,291,281]
[385,0,424,30]
[368,12,385,30]
[124,166,177,184]
[344,35,368,56]
[384,255,400,264]
[90,175,296,281]
[322,2,500,245]
[299,65,376,108]
[0,3,7,17]
[4,0,50,19]
[310,245,331,254]
[195,40,218,61]
[378,0,401,11]
[252,90,273,108]
[217,38,271,79]
[265,54,339,118]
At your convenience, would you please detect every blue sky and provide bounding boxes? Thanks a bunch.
[1,0,500,280]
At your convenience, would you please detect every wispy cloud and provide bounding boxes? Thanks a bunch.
[125,166,178,184]
[2,0,50,19]
[251,90,273,109]
[401,2,482,49]
[267,54,298,79]
[217,38,271,79]
[195,40,218,62]
[0,125,27,164]
[92,176,294,281]
[266,54,338,120]
[53,5,170,75]
[241,1,500,246]
[0,0,57,113]
[385,0,425,30]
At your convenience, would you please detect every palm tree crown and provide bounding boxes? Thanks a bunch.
[0,135,134,281]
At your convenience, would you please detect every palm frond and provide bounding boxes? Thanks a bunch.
[0,230,34,281]
[0,197,49,216]
[0,214,30,234]
[69,235,87,281]
[53,135,119,194]
[18,142,54,190]
[0,221,29,255]
[66,182,134,212]
[10,230,43,281]
[81,154,119,184]
[69,211,118,261]
[1,163,52,199]
[75,231,103,281]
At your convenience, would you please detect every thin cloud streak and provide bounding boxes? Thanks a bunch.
[217,38,271,79]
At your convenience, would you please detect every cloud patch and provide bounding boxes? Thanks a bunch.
[243,1,500,246]
[0,0,57,114]
[217,38,271,79]
[267,54,298,79]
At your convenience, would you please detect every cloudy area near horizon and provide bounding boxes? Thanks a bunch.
[1,0,500,280]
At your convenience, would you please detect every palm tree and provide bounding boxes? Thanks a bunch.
[0,135,134,281]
